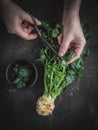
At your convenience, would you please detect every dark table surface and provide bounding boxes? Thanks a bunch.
[0,0,98,130]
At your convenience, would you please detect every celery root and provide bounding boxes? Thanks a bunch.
[36,96,55,116]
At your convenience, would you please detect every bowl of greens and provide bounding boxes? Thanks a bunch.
[6,60,38,90]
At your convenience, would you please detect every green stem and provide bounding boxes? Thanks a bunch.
[49,68,53,93]
[44,65,47,93]
[53,74,65,92]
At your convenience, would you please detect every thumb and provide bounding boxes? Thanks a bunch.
[58,38,71,57]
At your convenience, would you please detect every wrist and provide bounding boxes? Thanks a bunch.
[0,0,11,11]
[0,0,12,18]
[0,0,11,8]
[62,10,79,26]
[0,0,11,4]
[63,0,81,11]
[62,0,81,25]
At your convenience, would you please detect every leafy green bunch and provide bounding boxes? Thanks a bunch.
[12,64,32,89]
[36,21,90,101]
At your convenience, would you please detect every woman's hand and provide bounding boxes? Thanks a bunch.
[58,12,86,64]
[0,0,41,40]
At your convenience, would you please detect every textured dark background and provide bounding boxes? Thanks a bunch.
[0,0,98,130]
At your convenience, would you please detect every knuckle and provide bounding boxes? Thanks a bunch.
[61,43,69,51]
[61,43,67,50]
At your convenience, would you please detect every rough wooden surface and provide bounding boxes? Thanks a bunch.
[0,0,98,130]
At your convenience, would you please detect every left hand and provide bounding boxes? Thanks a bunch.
[0,0,41,40]
[58,12,86,64]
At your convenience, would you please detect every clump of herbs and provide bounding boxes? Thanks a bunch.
[12,64,32,89]
[35,21,91,116]
[37,21,90,97]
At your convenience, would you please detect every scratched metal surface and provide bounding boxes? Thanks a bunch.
[0,0,98,130]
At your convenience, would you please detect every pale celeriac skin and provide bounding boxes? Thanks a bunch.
[36,96,55,116]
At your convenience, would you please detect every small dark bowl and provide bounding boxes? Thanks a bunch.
[6,60,38,91]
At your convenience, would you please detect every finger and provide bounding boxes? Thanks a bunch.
[23,13,35,25]
[16,27,37,40]
[57,34,63,45]
[67,46,83,64]
[67,54,80,64]
[29,14,42,26]
[58,38,72,57]
[24,14,41,28]
[33,17,42,25]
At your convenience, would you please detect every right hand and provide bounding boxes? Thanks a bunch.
[58,11,86,64]
[1,0,41,40]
